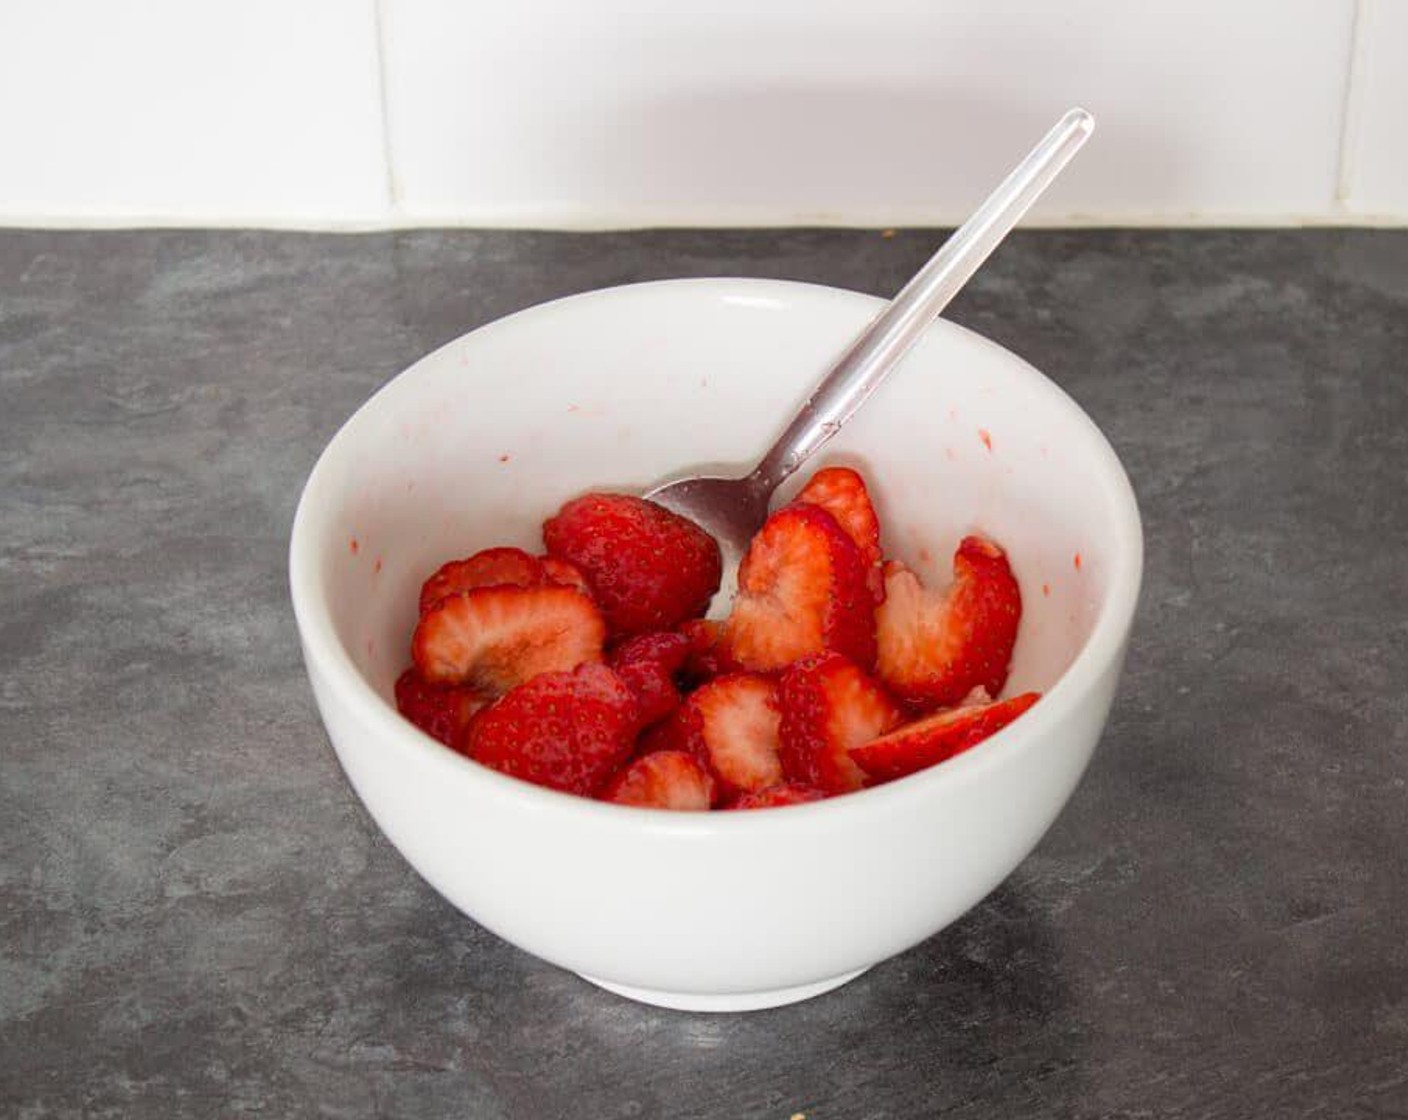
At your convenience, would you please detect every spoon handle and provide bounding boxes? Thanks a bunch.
[749,107,1095,494]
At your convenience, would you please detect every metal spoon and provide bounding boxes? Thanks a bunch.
[645,107,1095,575]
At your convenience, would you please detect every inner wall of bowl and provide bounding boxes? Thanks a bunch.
[309,281,1123,705]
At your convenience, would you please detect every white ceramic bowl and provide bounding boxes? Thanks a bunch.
[289,278,1142,1012]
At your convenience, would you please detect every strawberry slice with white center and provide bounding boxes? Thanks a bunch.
[875,535,1022,710]
[795,466,885,603]
[777,652,904,794]
[645,673,783,800]
[849,691,1040,783]
[720,503,875,673]
[600,749,715,810]
[412,584,605,696]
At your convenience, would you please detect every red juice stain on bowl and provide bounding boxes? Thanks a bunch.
[373,557,383,574]
[349,537,359,556]
[498,453,511,464]
[1042,582,1051,597]
[978,428,993,452]
[1073,551,1082,571]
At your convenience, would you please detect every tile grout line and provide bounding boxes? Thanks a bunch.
[1335,0,1374,212]
[371,0,400,217]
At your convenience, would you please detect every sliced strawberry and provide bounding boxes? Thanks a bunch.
[393,668,487,749]
[777,653,904,794]
[677,618,730,684]
[608,631,693,727]
[720,503,875,673]
[539,555,593,597]
[875,536,1022,709]
[418,547,544,615]
[412,584,605,695]
[647,673,782,800]
[543,493,722,638]
[728,783,827,810]
[600,749,715,810]
[795,466,884,602]
[462,663,639,795]
[849,692,1040,783]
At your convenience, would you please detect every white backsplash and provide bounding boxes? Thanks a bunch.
[1341,0,1408,218]
[0,0,1402,227]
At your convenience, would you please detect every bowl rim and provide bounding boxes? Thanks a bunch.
[289,276,1143,833]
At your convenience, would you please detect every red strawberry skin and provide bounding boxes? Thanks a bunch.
[418,547,545,615]
[721,503,876,673]
[539,555,593,596]
[795,466,885,603]
[677,618,731,684]
[849,692,1040,783]
[728,783,827,809]
[462,663,640,796]
[412,584,605,694]
[777,653,904,794]
[647,673,782,801]
[543,493,722,638]
[875,536,1022,709]
[600,749,715,810]
[393,668,487,749]
[608,631,693,727]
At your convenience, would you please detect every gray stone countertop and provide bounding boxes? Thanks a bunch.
[3,229,1407,1118]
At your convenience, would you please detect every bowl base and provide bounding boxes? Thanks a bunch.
[577,967,870,1012]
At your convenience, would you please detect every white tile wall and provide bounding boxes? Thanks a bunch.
[0,0,1401,227]
[378,0,1358,226]
[0,0,388,224]
[1342,0,1408,217]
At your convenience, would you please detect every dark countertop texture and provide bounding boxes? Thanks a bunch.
[3,228,1407,1118]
